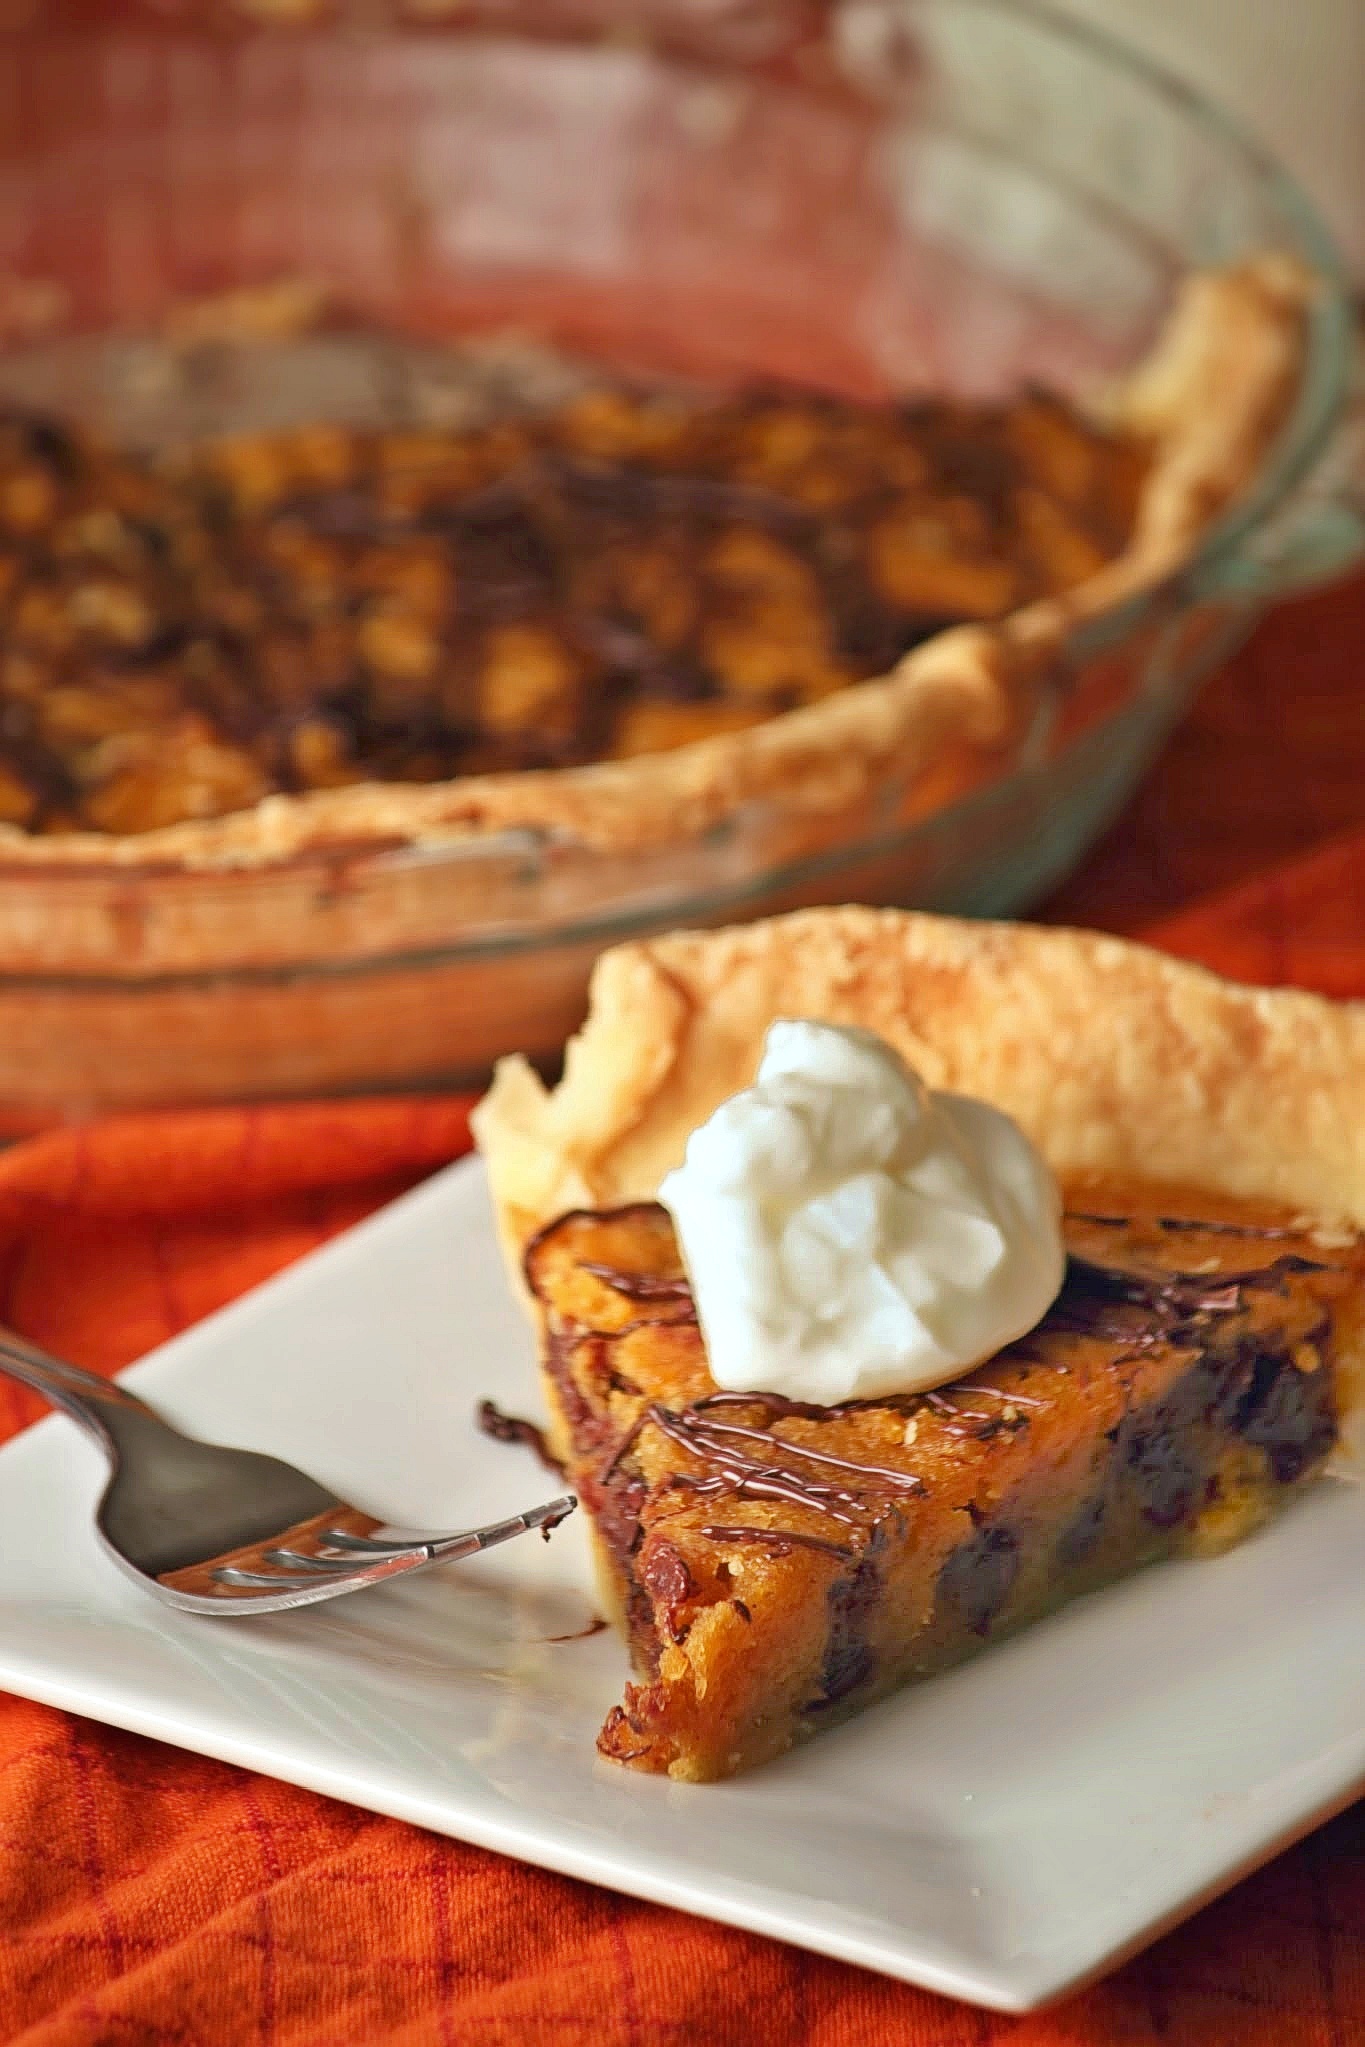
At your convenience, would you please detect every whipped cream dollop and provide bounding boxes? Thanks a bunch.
[657,1021,1065,1405]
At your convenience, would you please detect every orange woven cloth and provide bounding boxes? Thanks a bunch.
[2,576,1364,2045]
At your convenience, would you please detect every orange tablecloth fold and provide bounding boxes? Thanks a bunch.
[2,881,1365,2032]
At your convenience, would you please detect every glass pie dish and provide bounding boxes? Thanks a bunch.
[0,0,1358,1123]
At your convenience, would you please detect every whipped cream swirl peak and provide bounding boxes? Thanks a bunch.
[657,1020,1065,1406]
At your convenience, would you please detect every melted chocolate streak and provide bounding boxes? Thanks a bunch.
[1051,1252,1325,1347]
[1072,1212,1298,1239]
[693,1387,909,1422]
[544,1616,609,1643]
[699,1524,855,1562]
[530,1217,1332,1542]
[626,1403,926,1530]
[920,1389,1020,1436]
[579,1263,695,1303]
[475,1400,568,1479]
[696,1371,1040,1444]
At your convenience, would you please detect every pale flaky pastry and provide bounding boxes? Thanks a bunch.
[473,905,1365,1457]
[0,256,1309,871]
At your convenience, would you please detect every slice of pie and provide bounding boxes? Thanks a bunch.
[474,907,1365,1780]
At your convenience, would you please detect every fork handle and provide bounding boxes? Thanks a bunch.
[0,1332,162,1453]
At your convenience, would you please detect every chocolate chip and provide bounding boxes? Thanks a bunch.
[1056,1492,1107,1570]
[1236,1350,1336,1483]
[639,1539,695,1611]
[934,1523,1019,1637]
[1117,1407,1203,1528]
[813,1555,880,1706]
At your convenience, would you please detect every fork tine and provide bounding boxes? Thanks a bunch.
[425,1495,577,1557]
[319,1495,577,1561]
[212,1565,375,1590]
[261,1547,380,1572]
[211,1494,576,1593]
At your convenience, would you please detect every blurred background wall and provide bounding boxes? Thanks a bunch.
[1052,0,1365,278]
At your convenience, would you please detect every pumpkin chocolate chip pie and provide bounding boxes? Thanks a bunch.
[0,378,1144,835]
[0,257,1308,867]
[473,908,1365,1780]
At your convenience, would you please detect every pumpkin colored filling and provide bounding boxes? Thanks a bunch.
[0,383,1146,833]
[511,1195,1363,1780]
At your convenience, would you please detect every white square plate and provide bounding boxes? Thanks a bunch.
[0,1157,1360,2013]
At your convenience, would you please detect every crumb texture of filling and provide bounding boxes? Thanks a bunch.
[0,384,1146,834]
[516,1197,1361,1780]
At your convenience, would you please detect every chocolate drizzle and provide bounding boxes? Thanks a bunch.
[1071,1212,1299,1240]
[1049,1251,1328,1349]
[546,1202,1347,1613]
[586,1225,1342,1533]
[545,1615,610,1643]
[921,1390,1003,1437]
[691,1387,919,1423]
[699,1524,856,1562]
[580,1260,696,1305]
[476,1399,568,1478]
[640,1403,925,1528]
[588,1230,1333,1521]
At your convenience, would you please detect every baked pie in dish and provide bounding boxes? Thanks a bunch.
[0,254,1323,1120]
[0,374,1148,837]
[474,907,1365,1780]
[0,259,1308,866]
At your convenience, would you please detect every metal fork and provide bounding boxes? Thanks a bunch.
[0,1333,575,1615]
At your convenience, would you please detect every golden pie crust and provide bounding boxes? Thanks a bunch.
[0,256,1310,872]
[473,903,1365,1459]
